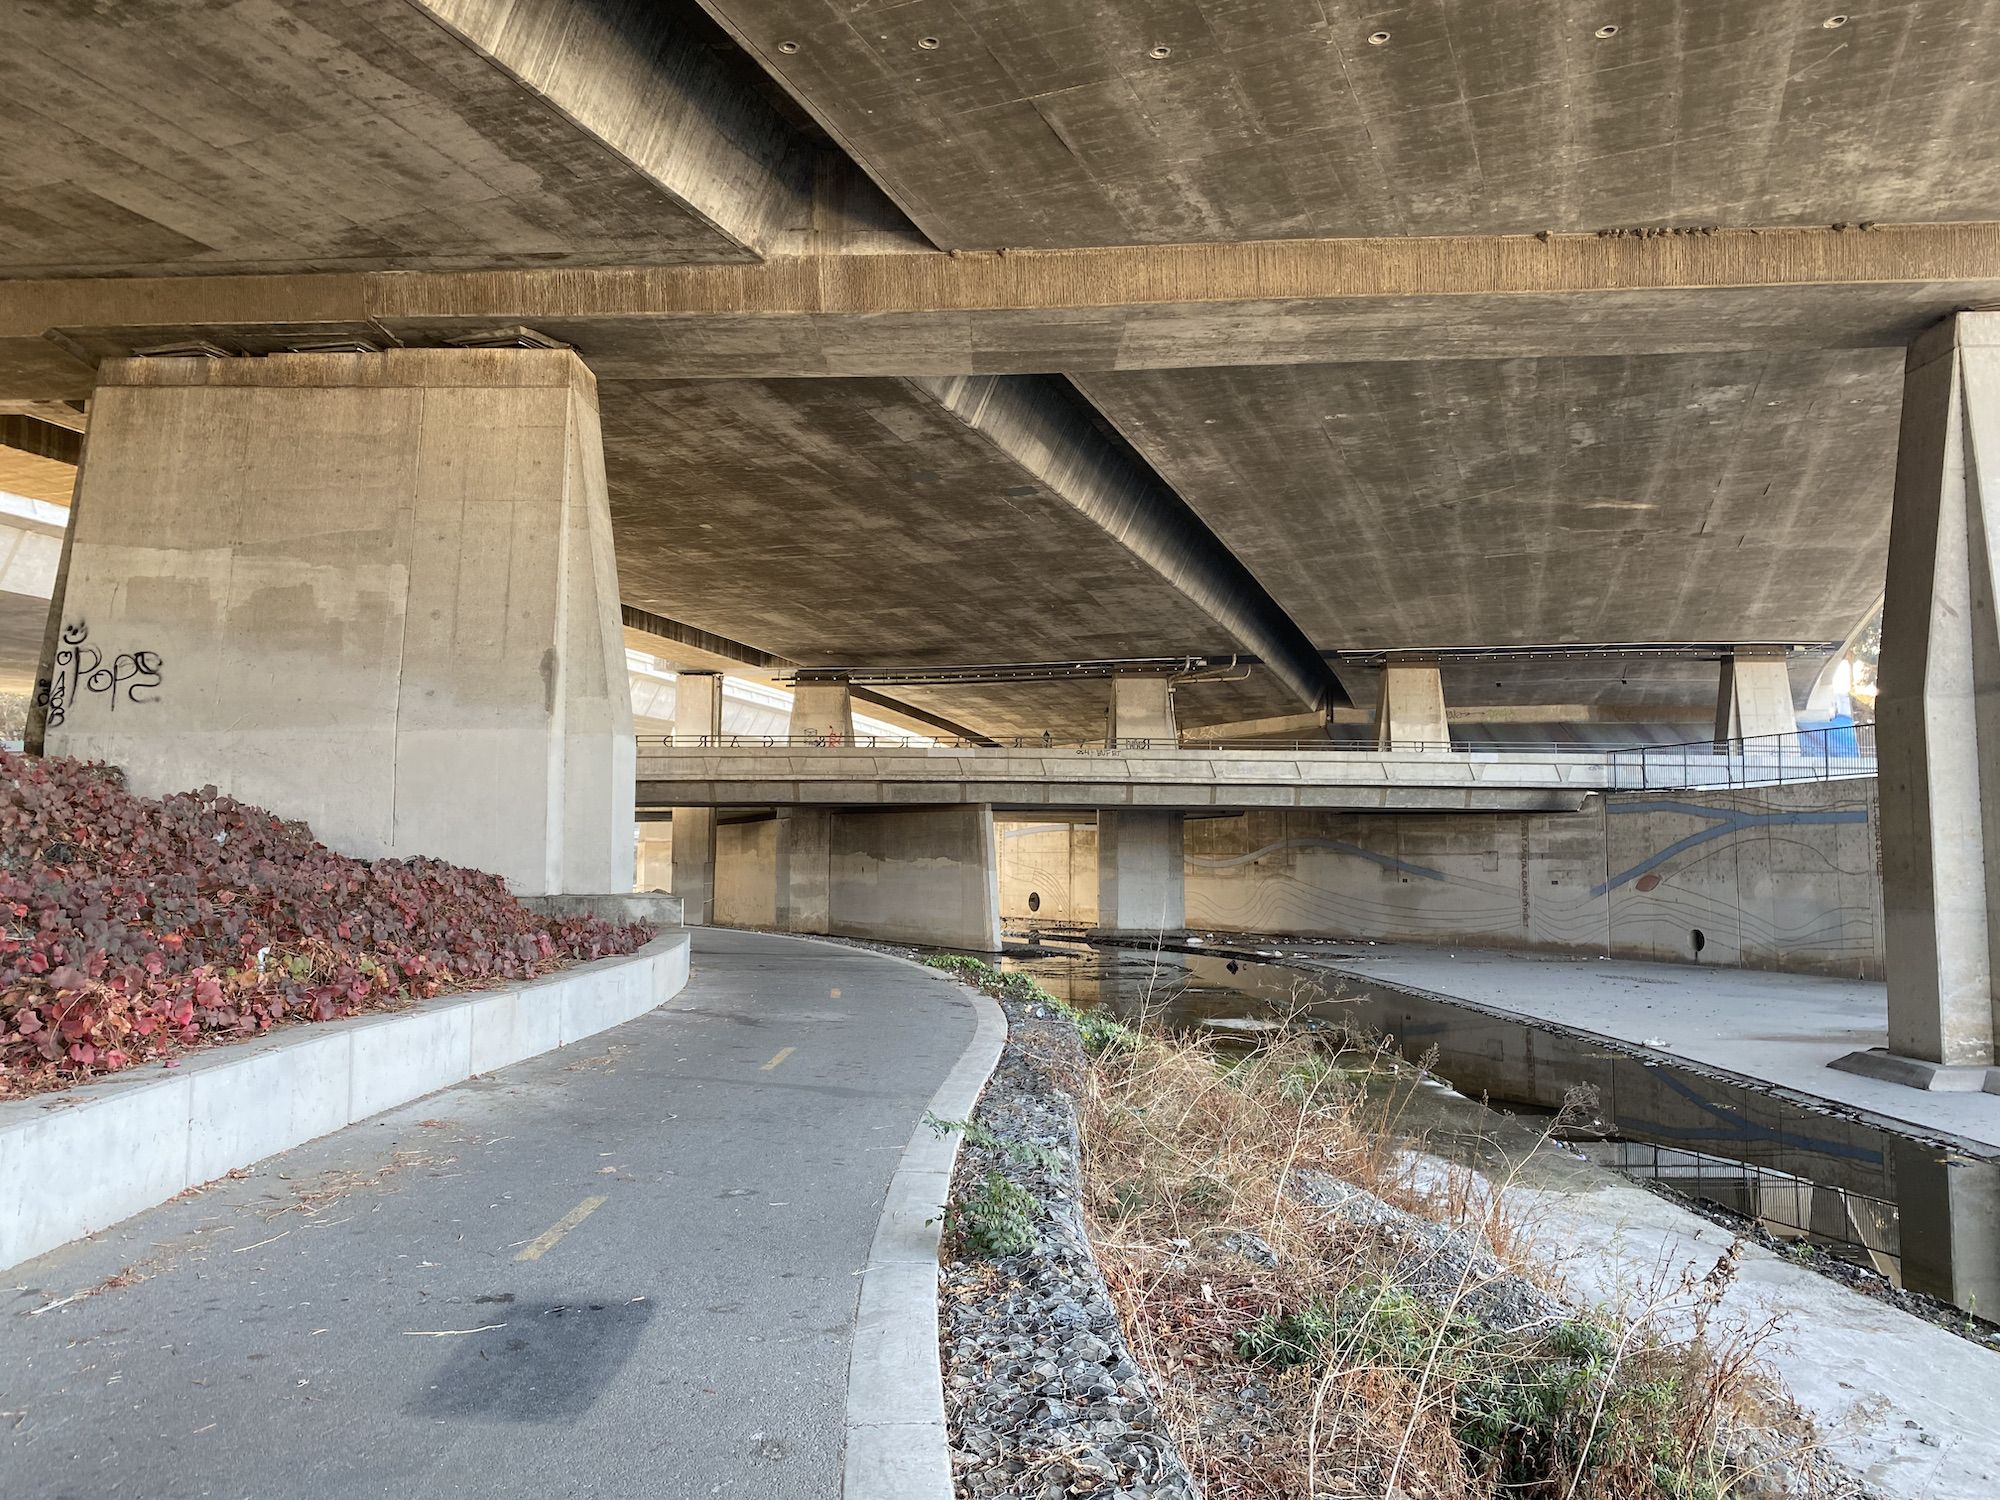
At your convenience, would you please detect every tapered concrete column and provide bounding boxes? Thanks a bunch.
[790,676,855,743]
[776,807,832,933]
[827,805,1001,951]
[1374,657,1450,750]
[669,809,717,925]
[39,349,632,894]
[636,821,673,892]
[1093,809,1185,938]
[670,671,724,923]
[1108,675,1175,747]
[1713,648,1798,746]
[1874,313,2000,1073]
[674,670,723,742]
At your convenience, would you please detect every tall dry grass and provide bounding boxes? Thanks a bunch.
[1072,1024,1833,1500]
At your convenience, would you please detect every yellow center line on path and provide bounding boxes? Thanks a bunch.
[513,1195,607,1262]
[761,1046,796,1072]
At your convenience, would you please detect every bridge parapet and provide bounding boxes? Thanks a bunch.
[634,727,1878,813]
[635,743,1614,813]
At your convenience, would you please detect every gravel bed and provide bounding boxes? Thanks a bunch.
[940,993,1201,1500]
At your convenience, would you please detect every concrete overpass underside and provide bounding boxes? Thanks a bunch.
[7,0,2000,1064]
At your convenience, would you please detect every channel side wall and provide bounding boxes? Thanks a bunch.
[998,780,1882,980]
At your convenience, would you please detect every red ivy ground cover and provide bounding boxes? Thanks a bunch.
[0,751,651,1098]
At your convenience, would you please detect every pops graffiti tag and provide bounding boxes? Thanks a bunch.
[34,621,164,729]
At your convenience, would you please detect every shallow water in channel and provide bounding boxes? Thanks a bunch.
[995,937,1999,1319]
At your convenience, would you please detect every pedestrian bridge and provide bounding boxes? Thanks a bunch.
[632,732,1875,814]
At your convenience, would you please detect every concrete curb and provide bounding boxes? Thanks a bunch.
[844,966,1008,1500]
[0,931,691,1274]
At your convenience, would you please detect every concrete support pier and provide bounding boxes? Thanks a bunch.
[828,805,1001,951]
[790,676,855,742]
[671,672,724,923]
[1374,657,1450,750]
[39,348,632,895]
[1108,675,1176,747]
[1094,809,1186,939]
[776,807,833,933]
[1714,647,1799,746]
[1861,312,2000,1085]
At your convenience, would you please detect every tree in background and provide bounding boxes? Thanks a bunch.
[1847,611,1881,709]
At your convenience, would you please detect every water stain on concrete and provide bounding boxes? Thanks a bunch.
[408,1299,653,1423]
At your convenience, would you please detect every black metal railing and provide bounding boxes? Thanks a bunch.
[1605,722,1876,792]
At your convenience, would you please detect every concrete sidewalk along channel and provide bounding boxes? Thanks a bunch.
[0,932,691,1273]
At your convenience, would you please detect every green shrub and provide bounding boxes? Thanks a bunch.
[925,1111,1063,1175]
[1229,1282,1729,1498]
[924,953,998,978]
[1234,1301,1337,1368]
[947,1171,1039,1258]
[922,954,1139,1055]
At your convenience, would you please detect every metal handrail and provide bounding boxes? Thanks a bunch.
[1605,722,1876,792]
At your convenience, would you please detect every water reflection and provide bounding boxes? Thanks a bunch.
[999,939,2000,1319]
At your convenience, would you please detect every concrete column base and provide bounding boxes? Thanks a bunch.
[1828,1047,2000,1094]
[1094,809,1185,938]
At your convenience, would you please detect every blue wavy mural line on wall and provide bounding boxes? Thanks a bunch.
[1186,836,1448,882]
[1371,1023,1879,1163]
[1591,800,1869,898]
[1620,1069,1885,1165]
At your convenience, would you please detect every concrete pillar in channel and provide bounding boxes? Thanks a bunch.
[790,675,855,744]
[1713,647,1798,747]
[40,348,633,895]
[826,804,1002,951]
[1875,312,2000,1073]
[1892,1136,2000,1312]
[1108,675,1176,747]
[776,807,833,934]
[636,820,674,892]
[670,670,724,923]
[1374,656,1450,751]
[1093,809,1186,939]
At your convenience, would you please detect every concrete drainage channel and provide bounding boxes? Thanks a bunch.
[0,930,691,1274]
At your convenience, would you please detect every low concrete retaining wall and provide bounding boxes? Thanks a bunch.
[521,891,685,926]
[0,931,691,1274]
